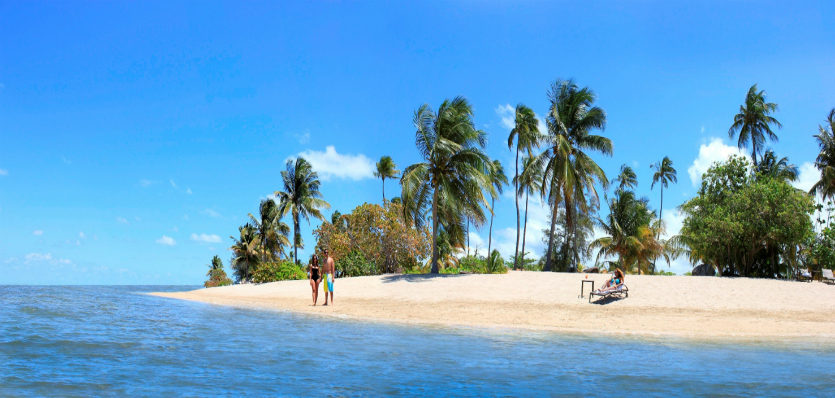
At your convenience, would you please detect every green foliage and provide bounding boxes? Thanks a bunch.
[229,224,261,282]
[251,260,307,283]
[679,155,815,277]
[204,255,233,288]
[276,157,331,265]
[811,109,835,200]
[728,84,782,167]
[807,227,835,271]
[340,251,376,277]
[374,156,401,202]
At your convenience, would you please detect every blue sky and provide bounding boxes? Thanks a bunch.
[2,1,834,284]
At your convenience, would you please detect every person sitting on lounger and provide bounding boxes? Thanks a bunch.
[595,268,625,294]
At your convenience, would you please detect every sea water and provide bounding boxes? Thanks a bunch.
[1,286,833,397]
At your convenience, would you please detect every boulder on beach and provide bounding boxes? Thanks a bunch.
[583,267,599,274]
[692,264,716,276]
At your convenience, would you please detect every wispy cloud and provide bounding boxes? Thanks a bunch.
[79,232,86,239]
[170,179,178,188]
[116,217,129,224]
[25,253,52,262]
[296,130,311,144]
[202,209,222,218]
[186,188,192,194]
[290,146,375,181]
[140,179,156,187]
[156,235,176,246]
[191,233,222,243]
[61,156,72,165]
[793,162,818,193]
[495,104,515,130]
[33,230,43,236]
[0,169,8,176]
[687,138,746,187]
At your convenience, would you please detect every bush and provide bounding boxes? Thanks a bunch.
[341,251,376,277]
[251,261,307,283]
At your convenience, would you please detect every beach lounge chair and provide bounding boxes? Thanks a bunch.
[589,284,628,304]
[797,268,813,282]
[822,269,835,285]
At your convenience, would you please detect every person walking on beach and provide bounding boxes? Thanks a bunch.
[309,255,321,306]
[321,248,335,306]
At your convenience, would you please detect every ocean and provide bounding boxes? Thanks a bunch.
[1,285,833,397]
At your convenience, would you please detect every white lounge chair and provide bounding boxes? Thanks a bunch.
[589,284,628,303]
[822,269,835,285]
[797,268,813,282]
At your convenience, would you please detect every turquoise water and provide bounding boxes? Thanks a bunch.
[1,286,834,397]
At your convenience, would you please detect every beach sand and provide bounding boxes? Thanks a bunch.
[152,272,835,339]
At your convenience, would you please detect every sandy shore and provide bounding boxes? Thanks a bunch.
[151,272,835,340]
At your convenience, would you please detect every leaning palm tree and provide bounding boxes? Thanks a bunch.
[507,104,542,269]
[514,155,543,269]
[589,190,652,274]
[401,96,495,273]
[535,79,612,272]
[275,157,331,264]
[728,84,782,167]
[757,150,798,182]
[812,109,835,200]
[248,199,291,262]
[374,156,401,203]
[650,156,677,270]
[486,160,508,266]
[229,224,261,282]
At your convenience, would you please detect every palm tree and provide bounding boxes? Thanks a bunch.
[757,150,798,182]
[812,109,835,200]
[206,255,224,278]
[248,199,291,262]
[650,156,677,270]
[515,155,543,269]
[486,160,508,266]
[275,157,331,264]
[507,104,542,270]
[374,156,401,203]
[536,79,612,272]
[728,84,782,167]
[229,224,261,282]
[613,164,638,192]
[588,190,652,273]
[401,96,495,273]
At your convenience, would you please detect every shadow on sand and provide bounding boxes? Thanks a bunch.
[589,295,626,305]
[381,273,466,284]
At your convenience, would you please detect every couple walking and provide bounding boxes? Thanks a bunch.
[309,248,335,306]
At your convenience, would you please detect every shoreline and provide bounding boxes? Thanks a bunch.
[151,272,835,342]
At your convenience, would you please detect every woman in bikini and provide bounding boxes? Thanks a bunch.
[596,268,625,293]
[309,255,321,305]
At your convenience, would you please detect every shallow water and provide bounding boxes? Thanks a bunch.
[1,286,833,397]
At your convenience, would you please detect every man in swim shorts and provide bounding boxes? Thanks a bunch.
[321,248,335,305]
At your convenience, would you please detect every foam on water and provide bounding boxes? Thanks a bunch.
[1,285,833,397]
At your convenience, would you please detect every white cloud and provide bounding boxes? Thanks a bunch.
[191,233,222,243]
[489,196,552,261]
[25,253,52,262]
[687,138,746,187]
[700,125,705,134]
[170,179,178,188]
[0,169,8,176]
[62,156,72,164]
[33,230,43,236]
[793,162,818,193]
[496,104,515,130]
[156,235,176,246]
[296,130,311,144]
[173,226,178,232]
[291,146,375,181]
[183,214,189,220]
[135,216,142,222]
[632,160,639,168]
[139,179,156,187]
[466,231,486,255]
[116,217,129,224]
[186,188,192,194]
[79,232,86,239]
[58,259,72,265]
[202,209,222,218]
[76,239,81,246]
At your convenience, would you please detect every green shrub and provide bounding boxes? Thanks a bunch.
[341,251,376,277]
[251,260,307,283]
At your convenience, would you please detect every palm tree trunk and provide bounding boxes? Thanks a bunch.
[488,198,495,266]
[514,147,521,270]
[544,196,559,272]
[521,193,529,269]
[382,177,386,203]
[467,220,470,257]
[293,217,300,265]
[653,186,663,272]
[430,189,440,274]
[572,202,578,272]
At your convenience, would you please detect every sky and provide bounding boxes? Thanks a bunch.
[1,1,834,284]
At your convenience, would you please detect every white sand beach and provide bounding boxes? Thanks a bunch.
[152,272,835,339]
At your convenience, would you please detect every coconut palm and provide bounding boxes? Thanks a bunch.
[650,156,677,270]
[812,109,835,200]
[613,164,638,192]
[536,79,612,272]
[728,84,782,167]
[229,224,261,282]
[374,156,401,203]
[756,150,798,182]
[206,255,224,278]
[275,157,331,264]
[248,199,291,262]
[401,96,495,273]
[486,160,508,266]
[507,104,542,269]
[514,155,544,269]
[588,190,652,273]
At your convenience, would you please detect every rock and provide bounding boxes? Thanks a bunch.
[583,267,599,274]
[692,264,716,276]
